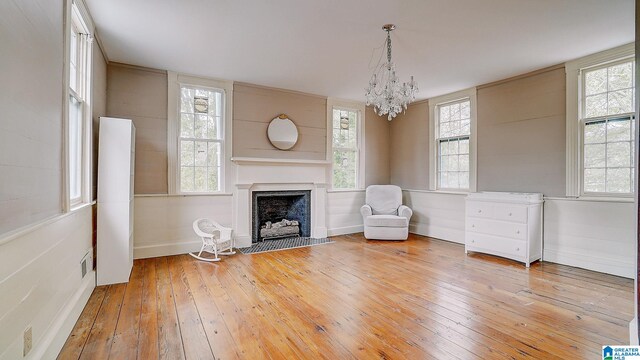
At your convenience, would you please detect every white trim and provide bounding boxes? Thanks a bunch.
[134,241,202,259]
[38,270,95,360]
[428,87,477,192]
[326,98,366,190]
[134,193,233,198]
[543,248,633,279]
[565,43,635,197]
[167,72,234,194]
[327,225,364,237]
[231,157,330,166]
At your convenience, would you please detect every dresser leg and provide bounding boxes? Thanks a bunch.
[526,261,530,268]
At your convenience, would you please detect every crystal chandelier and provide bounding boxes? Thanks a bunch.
[365,24,418,121]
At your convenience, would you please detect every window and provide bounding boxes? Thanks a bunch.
[167,73,231,195]
[67,1,92,206]
[331,108,361,189]
[566,43,635,197]
[178,85,224,193]
[436,100,471,189]
[429,88,477,192]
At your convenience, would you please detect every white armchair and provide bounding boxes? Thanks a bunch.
[361,185,413,240]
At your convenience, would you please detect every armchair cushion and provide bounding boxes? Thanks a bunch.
[366,185,402,215]
[365,215,409,228]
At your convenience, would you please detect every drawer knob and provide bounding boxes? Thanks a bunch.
[477,210,482,213]
[516,247,520,251]
[471,224,475,228]
[516,230,520,234]
[471,239,475,243]
[509,212,513,216]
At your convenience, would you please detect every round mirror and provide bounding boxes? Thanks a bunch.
[267,114,298,150]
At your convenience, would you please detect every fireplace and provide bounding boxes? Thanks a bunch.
[252,190,311,242]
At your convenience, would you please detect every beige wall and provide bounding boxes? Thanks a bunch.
[0,0,64,234]
[365,107,391,185]
[389,101,430,190]
[92,44,108,200]
[476,66,566,196]
[233,83,327,160]
[106,63,168,194]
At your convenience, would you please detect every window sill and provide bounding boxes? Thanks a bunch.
[402,189,469,195]
[70,201,96,212]
[327,189,365,193]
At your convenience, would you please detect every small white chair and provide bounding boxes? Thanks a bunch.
[191,218,235,262]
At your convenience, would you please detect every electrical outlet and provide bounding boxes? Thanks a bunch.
[23,326,32,356]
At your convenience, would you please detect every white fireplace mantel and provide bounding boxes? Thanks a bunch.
[233,182,328,248]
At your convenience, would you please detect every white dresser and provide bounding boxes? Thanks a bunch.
[97,117,136,285]
[465,192,543,267]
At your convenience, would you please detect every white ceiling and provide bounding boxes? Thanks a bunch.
[86,0,634,101]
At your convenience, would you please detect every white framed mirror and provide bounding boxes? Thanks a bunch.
[267,114,298,150]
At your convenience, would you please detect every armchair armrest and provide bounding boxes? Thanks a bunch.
[398,205,413,221]
[360,204,372,219]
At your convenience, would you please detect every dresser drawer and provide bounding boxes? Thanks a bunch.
[492,204,527,223]
[466,201,493,219]
[466,218,527,240]
[466,233,526,259]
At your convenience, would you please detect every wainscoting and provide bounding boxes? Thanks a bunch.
[0,205,94,360]
[133,195,233,259]
[132,189,635,278]
[403,190,636,278]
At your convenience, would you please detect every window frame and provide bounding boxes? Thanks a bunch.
[327,98,365,191]
[565,43,635,198]
[167,72,233,195]
[64,0,93,210]
[429,88,477,192]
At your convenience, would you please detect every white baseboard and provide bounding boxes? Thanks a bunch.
[543,248,634,279]
[409,222,465,244]
[37,271,95,360]
[631,318,638,345]
[134,241,202,259]
[313,227,328,238]
[328,225,364,237]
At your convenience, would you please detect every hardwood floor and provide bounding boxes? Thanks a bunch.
[58,234,633,359]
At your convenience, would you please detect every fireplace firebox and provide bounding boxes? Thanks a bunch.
[252,190,311,243]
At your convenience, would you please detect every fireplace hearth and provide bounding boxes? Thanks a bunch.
[252,190,311,243]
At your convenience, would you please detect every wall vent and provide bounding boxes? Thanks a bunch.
[81,251,92,278]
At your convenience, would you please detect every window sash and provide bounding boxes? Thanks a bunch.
[581,115,635,196]
[437,135,470,190]
[331,107,360,190]
[177,85,225,193]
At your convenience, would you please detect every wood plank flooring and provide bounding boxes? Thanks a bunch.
[58,234,634,359]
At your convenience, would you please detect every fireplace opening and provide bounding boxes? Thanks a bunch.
[252,190,311,242]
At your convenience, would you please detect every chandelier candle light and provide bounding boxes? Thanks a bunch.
[365,24,418,121]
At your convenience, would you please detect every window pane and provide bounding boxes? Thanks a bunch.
[584,168,605,192]
[207,116,220,139]
[208,167,219,192]
[606,118,632,143]
[459,139,469,154]
[438,100,470,138]
[459,155,469,172]
[181,167,194,192]
[194,141,207,166]
[333,109,358,149]
[608,62,633,91]
[606,168,632,193]
[584,144,605,168]
[584,121,606,144]
[607,142,631,167]
[180,140,194,166]
[585,94,608,118]
[207,142,220,167]
[332,150,356,189]
[608,89,634,115]
[440,106,450,122]
[450,103,461,120]
[585,68,607,95]
[180,113,194,138]
[439,172,450,189]
[194,114,208,139]
[180,87,195,113]
[459,171,470,189]
[194,167,207,192]
[69,96,82,200]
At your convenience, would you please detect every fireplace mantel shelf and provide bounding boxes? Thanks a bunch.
[231,157,331,166]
